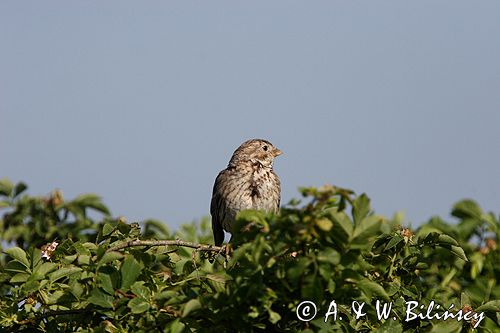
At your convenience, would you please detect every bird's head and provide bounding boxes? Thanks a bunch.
[228,139,282,168]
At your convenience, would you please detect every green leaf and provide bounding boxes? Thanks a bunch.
[456,217,483,240]
[352,193,371,225]
[357,278,390,301]
[205,273,228,293]
[182,299,201,317]
[13,182,28,197]
[98,251,124,266]
[315,218,333,232]
[47,290,64,304]
[49,267,82,282]
[0,178,14,196]
[128,297,150,314]
[415,262,428,270]
[372,234,391,251]
[236,209,267,227]
[451,199,482,220]
[317,248,341,266]
[61,254,78,264]
[98,272,115,295]
[476,300,500,313]
[286,257,311,284]
[5,260,30,274]
[205,273,226,284]
[469,252,484,279]
[378,319,403,333]
[167,319,186,333]
[131,281,151,299]
[143,219,171,238]
[385,235,404,251]
[416,227,445,241]
[428,235,467,260]
[74,242,91,256]
[5,247,30,268]
[327,210,353,244]
[268,309,282,324]
[386,277,401,296]
[69,280,84,298]
[102,223,115,236]
[22,280,41,293]
[429,319,462,333]
[154,290,179,301]
[88,288,114,309]
[440,268,457,288]
[72,193,111,215]
[301,275,323,302]
[460,292,471,307]
[78,255,91,265]
[436,234,459,246]
[82,242,98,251]
[351,215,383,245]
[120,255,142,290]
[10,273,30,283]
[482,212,498,232]
[33,262,57,278]
[448,245,468,261]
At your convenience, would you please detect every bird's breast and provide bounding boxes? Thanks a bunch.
[216,165,280,232]
[222,167,280,213]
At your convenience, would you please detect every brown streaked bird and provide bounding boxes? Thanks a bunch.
[210,139,282,246]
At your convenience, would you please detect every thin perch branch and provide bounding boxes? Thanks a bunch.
[107,239,224,253]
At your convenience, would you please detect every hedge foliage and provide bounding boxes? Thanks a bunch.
[0,178,498,332]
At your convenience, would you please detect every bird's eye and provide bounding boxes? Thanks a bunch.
[263,145,268,151]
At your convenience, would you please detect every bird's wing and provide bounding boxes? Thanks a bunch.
[210,171,226,246]
[274,170,281,211]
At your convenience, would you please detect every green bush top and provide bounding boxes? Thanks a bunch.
[0,179,498,332]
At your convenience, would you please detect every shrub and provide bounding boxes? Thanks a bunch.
[0,179,498,332]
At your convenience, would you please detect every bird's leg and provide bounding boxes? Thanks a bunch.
[225,243,232,259]
[223,243,232,269]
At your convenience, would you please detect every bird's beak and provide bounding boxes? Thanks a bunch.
[273,148,283,157]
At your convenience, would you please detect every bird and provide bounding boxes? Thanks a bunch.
[210,139,282,246]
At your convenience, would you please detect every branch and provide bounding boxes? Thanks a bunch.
[7,309,91,333]
[107,239,224,253]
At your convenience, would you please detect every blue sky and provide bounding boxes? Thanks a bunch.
[1,1,499,230]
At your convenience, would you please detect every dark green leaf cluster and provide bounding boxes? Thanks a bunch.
[0,179,498,332]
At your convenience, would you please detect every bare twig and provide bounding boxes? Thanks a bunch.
[107,239,224,253]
